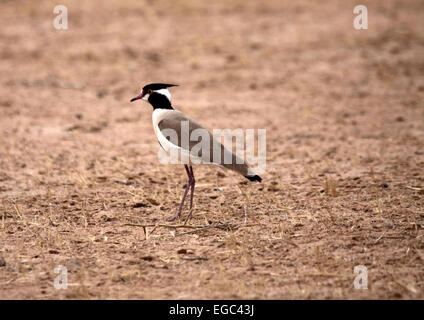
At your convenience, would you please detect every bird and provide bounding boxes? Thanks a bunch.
[130,83,262,221]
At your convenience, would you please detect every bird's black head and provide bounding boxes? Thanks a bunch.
[142,83,178,92]
[130,83,178,109]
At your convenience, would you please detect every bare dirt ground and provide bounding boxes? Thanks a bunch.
[0,0,423,299]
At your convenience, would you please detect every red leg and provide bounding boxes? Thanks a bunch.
[184,166,195,223]
[167,165,191,221]
[189,166,195,210]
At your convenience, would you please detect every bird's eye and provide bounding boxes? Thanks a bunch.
[148,89,153,94]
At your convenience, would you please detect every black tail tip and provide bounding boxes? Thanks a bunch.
[245,175,262,182]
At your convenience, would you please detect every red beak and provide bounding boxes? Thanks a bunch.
[130,91,145,102]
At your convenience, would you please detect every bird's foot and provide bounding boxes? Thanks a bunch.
[183,208,194,225]
[167,212,181,222]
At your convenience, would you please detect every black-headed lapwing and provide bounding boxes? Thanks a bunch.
[131,83,262,221]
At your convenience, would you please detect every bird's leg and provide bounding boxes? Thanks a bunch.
[189,166,195,210]
[168,165,191,221]
[184,166,195,224]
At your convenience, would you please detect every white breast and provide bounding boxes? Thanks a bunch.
[152,109,210,164]
[152,109,176,149]
[152,109,191,164]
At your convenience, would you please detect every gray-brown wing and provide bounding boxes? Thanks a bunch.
[157,112,250,176]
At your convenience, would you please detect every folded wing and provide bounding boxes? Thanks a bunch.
[154,110,260,180]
